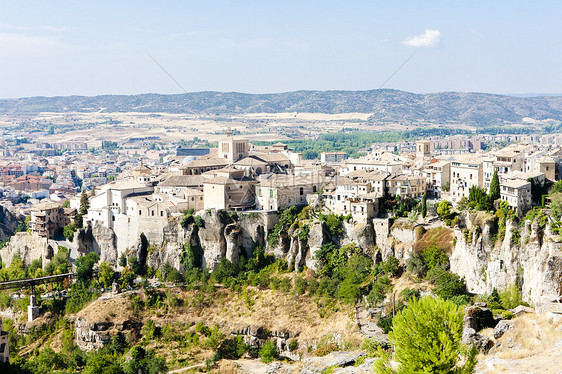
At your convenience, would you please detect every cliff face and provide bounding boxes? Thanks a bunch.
[0,206,21,242]
[0,232,58,268]
[3,207,560,305]
[450,213,562,305]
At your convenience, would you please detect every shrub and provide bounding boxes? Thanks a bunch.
[142,319,158,340]
[293,276,308,295]
[180,243,202,271]
[381,255,401,277]
[366,276,392,305]
[428,267,468,300]
[196,322,211,336]
[501,311,514,320]
[194,215,205,228]
[63,223,77,241]
[374,297,476,374]
[499,284,527,310]
[288,339,298,352]
[405,253,426,277]
[399,287,420,301]
[422,244,448,271]
[259,340,278,363]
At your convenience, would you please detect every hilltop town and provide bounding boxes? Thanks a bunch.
[0,118,561,373]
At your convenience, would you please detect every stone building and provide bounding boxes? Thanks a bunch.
[29,202,75,238]
[255,172,326,211]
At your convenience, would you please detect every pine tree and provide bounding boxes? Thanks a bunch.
[79,188,90,216]
[375,296,477,374]
[489,169,500,201]
[421,193,427,218]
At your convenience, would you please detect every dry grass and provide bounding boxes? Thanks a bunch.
[413,226,454,253]
[475,313,562,373]
[68,285,361,370]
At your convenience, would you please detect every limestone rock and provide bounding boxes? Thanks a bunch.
[493,320,514,339]
[462,327,494,353]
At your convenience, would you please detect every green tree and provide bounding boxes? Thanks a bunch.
[421,193,427,218]
[98,262,115,288]
[375,296,476,374]
[76,252,100,284]
[489,169,500,201]
[180,243,201,271]
[259,340,279,363]
[63,223,77,241]
[79,189,89,215]
[436,200,452,218]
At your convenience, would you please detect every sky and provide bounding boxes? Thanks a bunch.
[1,1,561,98]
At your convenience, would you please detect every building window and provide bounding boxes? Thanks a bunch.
[161,211,163,216]
[112,216,115,221]
[270,190,273,198]
[313,186,317,193]
[139,210,142,215]
[300,187,304,195]
[152,211,155,216]
[259,189,262,197]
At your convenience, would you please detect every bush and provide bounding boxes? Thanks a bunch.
[381,255,401,277]
[428,267,468,300]
[501,311,514,320]
[142,319,158,340]
[405,253,426,277]
[63,223,77,241]
[288,339,298,352]
[293,276,308,295]
[374,296,476,374]
[194,216,205,228]
[259,340,278,363]
[366,276,392,305]
[422,244,448,271]
[499,284,527,310]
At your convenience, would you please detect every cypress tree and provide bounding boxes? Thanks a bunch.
[421,193,427,218]
[489,169,500,201]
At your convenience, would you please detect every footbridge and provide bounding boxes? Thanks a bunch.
[0,272,75,290]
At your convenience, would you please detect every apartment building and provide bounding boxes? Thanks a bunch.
[449,156,484,204]
[255,172,326,211]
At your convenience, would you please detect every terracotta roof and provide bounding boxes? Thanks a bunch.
[158,175,206,187]
[181,157,229,168]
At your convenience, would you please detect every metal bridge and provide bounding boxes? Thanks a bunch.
[0,272,75,290]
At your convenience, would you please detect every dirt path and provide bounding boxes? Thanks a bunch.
[355,304,388,342]
[168,363,205,373]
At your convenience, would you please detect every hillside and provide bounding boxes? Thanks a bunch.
[2,89,562,125]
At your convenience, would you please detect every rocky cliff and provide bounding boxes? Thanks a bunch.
[0,232,58,268]
[0,206,21,242]
[450,212,562,305]
[2,207,561,305]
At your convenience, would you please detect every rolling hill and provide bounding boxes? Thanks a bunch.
[1,89,562,125]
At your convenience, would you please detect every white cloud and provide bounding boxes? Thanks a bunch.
[0,22,29,31]
[403,29,441,47]
[0,32,70,53]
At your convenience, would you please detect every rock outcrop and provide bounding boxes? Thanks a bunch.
[0,232,58,268]
[0,206,21,242]
[450,213,562,305]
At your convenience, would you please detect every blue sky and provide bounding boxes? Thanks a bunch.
[0,1,561,98]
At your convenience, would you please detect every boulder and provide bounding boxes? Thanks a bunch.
[493,320,514,340]
[462,327,494,353]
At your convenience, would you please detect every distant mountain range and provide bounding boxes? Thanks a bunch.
[1,89,562,125]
